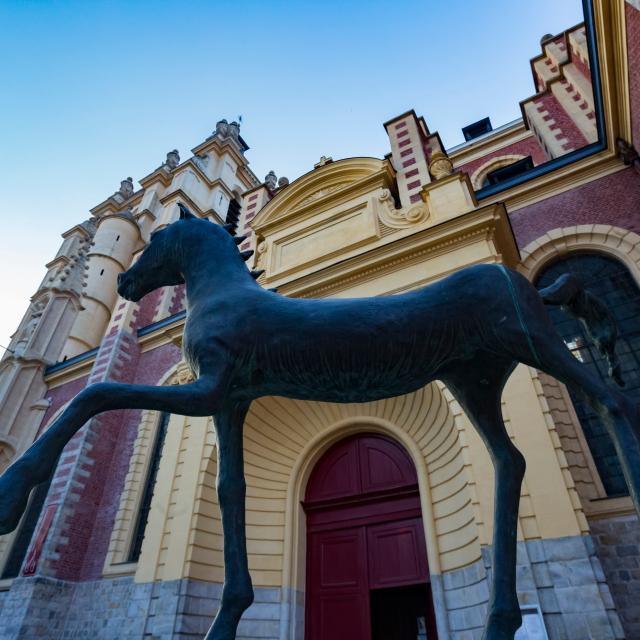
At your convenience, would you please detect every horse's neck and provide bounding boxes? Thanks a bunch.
[180,234,255,306]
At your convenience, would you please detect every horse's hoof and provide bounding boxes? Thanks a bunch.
[482,610,522,640]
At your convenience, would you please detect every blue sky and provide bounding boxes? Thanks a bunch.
[0,0,584,349]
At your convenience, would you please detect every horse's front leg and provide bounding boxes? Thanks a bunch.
[443,356,525,640]
[206,401,253,640]
[0,373,226,535]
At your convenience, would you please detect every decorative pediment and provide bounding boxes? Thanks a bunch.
[251,157,395,232]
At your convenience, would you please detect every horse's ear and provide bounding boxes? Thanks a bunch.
[178,202,196,220]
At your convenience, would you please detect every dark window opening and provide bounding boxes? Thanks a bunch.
[536,253,640,497]
[128,411,170,562]
[462,117,492,141]
[484,156,534,186]
[1,474,54,579]
[225,198,241,236]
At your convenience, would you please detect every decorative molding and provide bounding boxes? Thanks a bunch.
[298,182,349,206]
[170,360,195,385]
[376,189,429,228]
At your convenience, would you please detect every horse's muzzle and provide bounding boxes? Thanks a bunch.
[117,272,139,302]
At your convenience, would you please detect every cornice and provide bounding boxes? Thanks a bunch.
[449,121,529,164]
[268,204,518,298]
[138,315,184,353]
[191,135,247,168]
[138,166,173,190]
[61,224,93,240]
[90,189,143,218]
[480,150,624,211]
[158,189,203,212]
[44,353,95,387]
[154,190,223,226]
[454,130,535,171]
[0,354,48,370]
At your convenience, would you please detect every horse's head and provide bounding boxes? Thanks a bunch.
[118,202,254,302]
[117,203,196,302]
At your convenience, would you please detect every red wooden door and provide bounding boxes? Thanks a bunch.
[308,527,371,640]
[304,434,434,640]
[367,517,429,590]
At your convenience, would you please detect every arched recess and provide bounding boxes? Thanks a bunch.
[518,225,640,513]
[470,154,525,190]
[104,360,198,574]
[238,382,481,640]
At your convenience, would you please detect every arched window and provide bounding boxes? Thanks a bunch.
[536,253,640,497]
[127,411,170,563]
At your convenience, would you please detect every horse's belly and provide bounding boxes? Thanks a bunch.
[254,344,445,403]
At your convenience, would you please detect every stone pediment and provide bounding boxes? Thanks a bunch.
[251,157,395,232]
[249,157,398,282]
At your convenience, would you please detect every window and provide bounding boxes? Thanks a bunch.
[484,156,534,186]
[127,411,170,562]
[536,253,640,497]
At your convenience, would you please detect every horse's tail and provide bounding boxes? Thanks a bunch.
[538,273,624,386]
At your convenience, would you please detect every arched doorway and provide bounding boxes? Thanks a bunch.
[303,433,438,640]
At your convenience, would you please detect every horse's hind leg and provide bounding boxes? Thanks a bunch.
[205,402,254,640]
[441,356,524,640]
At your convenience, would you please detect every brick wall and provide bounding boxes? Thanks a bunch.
[79,342,181,579]
[508,166,640,249]
[455,135,548,185]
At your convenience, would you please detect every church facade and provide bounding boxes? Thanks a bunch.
[0,3,639,639]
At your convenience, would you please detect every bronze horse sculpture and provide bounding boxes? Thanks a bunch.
[0,203,638,640]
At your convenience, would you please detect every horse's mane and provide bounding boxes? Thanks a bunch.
[179,202,268,285]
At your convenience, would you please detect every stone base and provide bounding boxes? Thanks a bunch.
[0,577,281,640]
[0,534,628,639]
[591,514,640,640]
[438,535,623,640]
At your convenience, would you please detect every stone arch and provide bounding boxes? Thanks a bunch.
[518,224,640,283]
[518,225,640,511]
[234,383,481,639]
[470,154,526,190]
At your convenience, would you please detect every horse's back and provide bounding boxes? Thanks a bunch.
[228,264,523,402]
